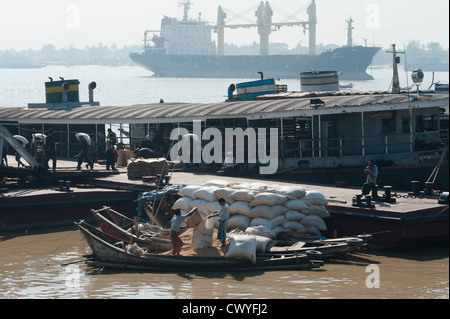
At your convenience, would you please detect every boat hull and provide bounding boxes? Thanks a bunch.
[0,188,136,231]
[325,204,449,249]
[76,222,324,272]
[130,46,381,81]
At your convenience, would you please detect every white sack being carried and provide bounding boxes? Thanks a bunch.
[213,188,236,205]
[226,235,257,264]
[248,205,288,219]
[229,201,251,216]
[230,189,257,202]
[302,190,328,205]
[301,215,327,231]
[285,199,309,211]
[193,187,218,202]
[227,215,251,230]
[178,186,203,199]
[191,218,215,249]
[172,197,193,211]
[249,192,287,207]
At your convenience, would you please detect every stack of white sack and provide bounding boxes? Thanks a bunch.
[173,181,330,240]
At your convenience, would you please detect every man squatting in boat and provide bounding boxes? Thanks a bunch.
[362,160,379,197]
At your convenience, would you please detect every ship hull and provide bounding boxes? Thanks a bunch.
[130,46,381,80]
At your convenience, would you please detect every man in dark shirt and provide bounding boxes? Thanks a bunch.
[77,137,93,170]
[43,128,57,171]
[134,147,155,159]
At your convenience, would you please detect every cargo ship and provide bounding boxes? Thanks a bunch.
[129,1,381,80]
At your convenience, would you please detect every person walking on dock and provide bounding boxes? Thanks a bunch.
[362,160,378,197]
[105,139,116,170]
[43,128,57,171]
[76,137,93,170]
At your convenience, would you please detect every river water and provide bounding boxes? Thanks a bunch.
[0,65,448,300]
[0,225,448,299]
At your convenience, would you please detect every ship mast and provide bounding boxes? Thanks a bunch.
[307,0,317,54]
[346,17,354,47]
[387,44,405,93]
[179,0,192,22]
[256,2,273,56]
[216,1,317,56]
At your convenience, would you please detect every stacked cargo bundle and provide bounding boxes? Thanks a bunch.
[173,180,330,240]
[126,158,169,179]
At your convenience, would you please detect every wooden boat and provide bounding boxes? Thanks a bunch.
[76,221,324,272]
[265,235,371,259]
[97,206,370,259]
[91,207,176,252]
[78,220,174,254]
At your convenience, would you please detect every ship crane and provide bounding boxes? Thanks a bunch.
[215,1,317,56]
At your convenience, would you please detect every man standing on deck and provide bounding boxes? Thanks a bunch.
[76,137,93,170]
[362,160,378,197]
[170,209,194,255]
[43,128,57,171]
[208,198,230,247]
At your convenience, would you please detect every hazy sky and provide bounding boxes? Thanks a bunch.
[1,0,448,51]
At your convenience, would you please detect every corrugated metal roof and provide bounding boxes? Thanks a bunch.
[0,93,447,124]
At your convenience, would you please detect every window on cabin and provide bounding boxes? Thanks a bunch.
[381,118,396,133]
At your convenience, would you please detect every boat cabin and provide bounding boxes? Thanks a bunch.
[0,82,448,189]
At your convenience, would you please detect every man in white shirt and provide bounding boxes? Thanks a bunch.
[208,198,229,247]
[362,160,378,197]
[170,209,192,255]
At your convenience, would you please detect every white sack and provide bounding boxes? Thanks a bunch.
[213,188,236,205]
[245,225,274,238]
[172,197,193,211]
[226,235,257,264]
[285,199,309,211]
[284,210,306,221]
[178,186,203,199]
[302,190,328,205]
[282,221,306,233]
[202,180,230,188]
[301,204,330,219]
[193,187,218,202]
[229,201,251,216]
[227,215,251,229]
[187,200,210,215]
[301,215,327,231]
[249,192,287,207]
[248,205,288,219]
[230,189,257,202]
[275,185,306,199]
